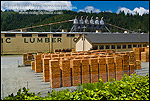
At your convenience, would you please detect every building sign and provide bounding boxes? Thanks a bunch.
[1,37,78,43]
[1,38,11,43]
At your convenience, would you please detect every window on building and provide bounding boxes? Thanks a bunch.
[143,44,147,47]
[111,45,115,49]
[22,34,32,37]
[53,34,62,37]
[128,45,132,48]
[99,45,104,49]
[117,45,121,49]
[5,34,16,37]
[105,45,110,49]
[92,45,98,50]
[138,44,142,47]
[133,44,137,47]
[123,45,126,49]
[67,34,75,37]
[38,34,47,37]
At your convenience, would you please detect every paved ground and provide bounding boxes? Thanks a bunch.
[136,62,149,76]
[1,55,149,99]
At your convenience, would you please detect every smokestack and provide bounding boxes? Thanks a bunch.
[73,16,79,32]
[100,17,105,32]
[90,16,95,32]
[95,17,99,31]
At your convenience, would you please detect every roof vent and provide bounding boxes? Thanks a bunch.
[96,30,101,33]
[62,29,67,32]
[124,31,128,33]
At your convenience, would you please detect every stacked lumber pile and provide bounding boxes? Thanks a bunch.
[34,54,42,73]
[129,64,136,75]
[114,56,122,81]
[59,53,65,57]
[99,57,107,82]
[71,59,81,86]
[90,58,99,83]
[136,60,141,69]
[49,60,60,88]
[27,49,144,88]
[43,58,51,82]
[133,47,144,60]
[23,53,28,65]
[126,51,136,65]
[106,56,115,81]
[120,54,129,76]
[60,60,71,87]
[141,47,149,62]
[31,61,35,70]
[82,59,90,84]
[28,52,33,60]
[23,52,34,66]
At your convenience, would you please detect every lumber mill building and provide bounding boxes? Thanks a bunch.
[1,16,149,54]
[1,31,80,54]
[75,33,149,52]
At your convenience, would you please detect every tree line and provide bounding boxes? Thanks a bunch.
[1,10,149,33]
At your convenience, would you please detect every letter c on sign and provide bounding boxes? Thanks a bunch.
[6,38,11,43]
[73,38,77,42]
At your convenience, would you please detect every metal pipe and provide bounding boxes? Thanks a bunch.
[105,22,135,33]
[104,25,111,33]
[7,20,73,32]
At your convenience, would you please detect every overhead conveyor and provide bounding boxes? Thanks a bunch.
[7,16,136,33]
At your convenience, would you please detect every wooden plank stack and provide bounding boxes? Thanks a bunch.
[23,53,28,65]
[136,60,141,69]
[133,47,144,60]
[129,64,136,75]
[28,48,144,88]
[141,52,149,62]
[120,54,129,76]
[49,60,60,88]
[106,57,115,81]
[34,55,42,73]
[145,47,149,53]
[90,58,99,83]
[99,57,107,82]
[114,56,122,81]
[31,61,35,70]
[71,59,81,86]
[43,58,51,82]
[51,54,59,58]
[27,52,33,60]
[82,59,90,84]
[65,53,72,57]
[44,54,51,58]
[41,54,45,72]
[141,47,149,62]
[59,54,65,57]
[127,51,136,65]
[61,60,71,87]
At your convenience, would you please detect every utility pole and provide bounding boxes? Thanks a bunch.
[138,29,141,47]
[50,25,51,32]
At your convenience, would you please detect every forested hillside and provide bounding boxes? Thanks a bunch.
[1,10,149,33]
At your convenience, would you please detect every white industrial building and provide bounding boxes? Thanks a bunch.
[75,33,149,52]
